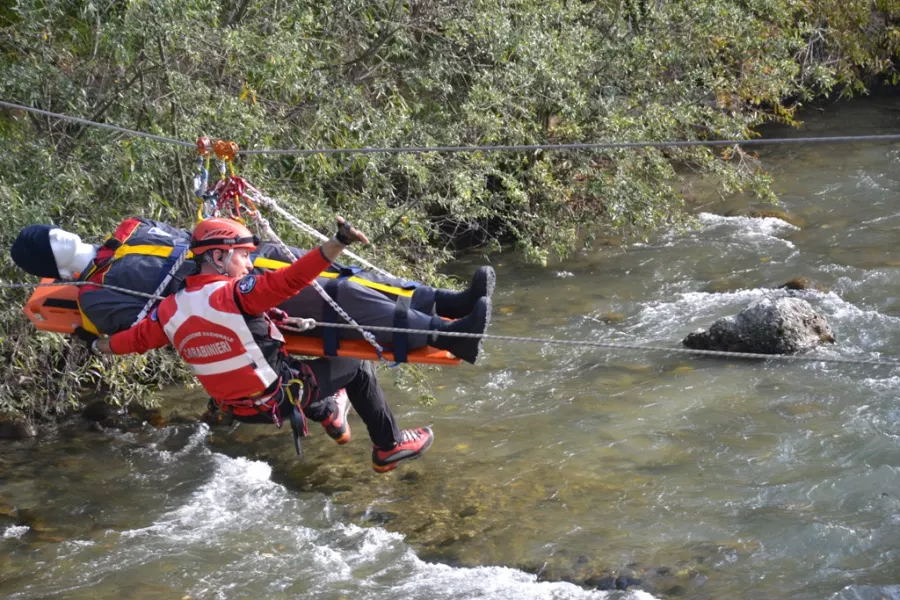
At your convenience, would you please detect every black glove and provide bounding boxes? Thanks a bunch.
[73,326,99,346]
[266,307,289,323]
[334,220,356,245]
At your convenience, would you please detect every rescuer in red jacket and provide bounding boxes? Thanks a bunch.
[92,217,433,472]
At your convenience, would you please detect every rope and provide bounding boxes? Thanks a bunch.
[130,248,190,325]
[5,99,900,156]
[248,189,395,278]
[4,281,897,368]
[281,321,900,368]
[0,100,193,148]
[238,134,900,156]
[251,214,389,359]
[0,280,165,300]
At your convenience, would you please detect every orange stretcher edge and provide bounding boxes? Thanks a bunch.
[23,280,461,366]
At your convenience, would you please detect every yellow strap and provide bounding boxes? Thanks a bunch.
[249,256,290,270]
[114,245,193,260]
[341,275,414,298]
[112,246,414,297]
[251,258,415,298]
[79,310,100,335]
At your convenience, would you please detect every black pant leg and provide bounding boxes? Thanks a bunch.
[295,357,401,450]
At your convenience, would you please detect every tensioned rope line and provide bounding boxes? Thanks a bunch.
[240,134,900,156]
[4,99,900,156]
[0,100,194,148]
[248,188,395,278]
[249,213,388,357]
[2,280,895,368]
[0,280,165,300]
[279,319,900,368]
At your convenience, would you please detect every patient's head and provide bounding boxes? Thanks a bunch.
[10,225,97,280]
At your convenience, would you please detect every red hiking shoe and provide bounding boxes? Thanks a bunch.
[372,427,434,473]
[320,389,351,445]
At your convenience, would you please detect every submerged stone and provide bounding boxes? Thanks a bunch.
[745,208,804,228]
[81,400,112,422]
[0,415,36,439]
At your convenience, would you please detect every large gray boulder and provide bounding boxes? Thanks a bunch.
[683,297,835,355]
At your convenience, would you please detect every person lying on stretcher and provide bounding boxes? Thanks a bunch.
[10,217,493,364]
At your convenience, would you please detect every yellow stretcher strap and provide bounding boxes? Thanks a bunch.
[110,245,415,298]
[114,245,193,260]
[251,257,415,297]
[79,311,100,335]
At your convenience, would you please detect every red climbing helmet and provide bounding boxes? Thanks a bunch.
[190,218,259,255]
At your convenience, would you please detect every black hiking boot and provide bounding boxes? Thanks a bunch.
[433,266,496,319]
[429,296,492,364]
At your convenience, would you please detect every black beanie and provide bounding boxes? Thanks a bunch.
[10,224,61,279]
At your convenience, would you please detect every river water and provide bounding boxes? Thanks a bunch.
[3,96,900,600]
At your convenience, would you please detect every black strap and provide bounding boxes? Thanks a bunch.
[190,234,260,249]
[289,406,305,457]
[207,397,234,426]
[392,295,411,363]
[102,237,122,251]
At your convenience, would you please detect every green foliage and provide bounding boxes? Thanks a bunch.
[0,0,897,416]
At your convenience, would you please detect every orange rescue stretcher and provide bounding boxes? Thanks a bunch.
[24,281,461,366]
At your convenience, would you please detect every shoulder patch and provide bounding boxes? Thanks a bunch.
[150,307,159,322]
[238,275,257,294]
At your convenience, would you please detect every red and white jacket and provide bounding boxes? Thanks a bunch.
[109,248,332,402]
